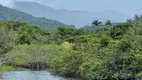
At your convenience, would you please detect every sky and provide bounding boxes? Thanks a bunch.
[0,0,142,16]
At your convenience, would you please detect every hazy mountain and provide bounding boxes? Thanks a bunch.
[14,2,129,28]
[0,4,70,28]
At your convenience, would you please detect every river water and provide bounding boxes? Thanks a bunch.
[0,71,73,80]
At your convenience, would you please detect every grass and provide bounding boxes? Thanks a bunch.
[0,66,14,71]
[0,65,26,71]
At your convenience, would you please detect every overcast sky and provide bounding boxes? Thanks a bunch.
[0,0,142,16]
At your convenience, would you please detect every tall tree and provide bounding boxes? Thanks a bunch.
[91,20,102,27]
[105,20,111,26]
[134,14,139,22]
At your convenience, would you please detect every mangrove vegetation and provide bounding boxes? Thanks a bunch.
[0,15,142,80]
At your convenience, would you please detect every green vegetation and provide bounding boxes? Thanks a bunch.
[105,20,112,26]
[0,66,14,71]
[92,20,102,26]
[0,14,142,80]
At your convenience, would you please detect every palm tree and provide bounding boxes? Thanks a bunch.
[134,14,139,22]
[105,20,111,26]
[91,20,102,27]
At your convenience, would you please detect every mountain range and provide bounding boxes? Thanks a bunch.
[0,4,70,28]
[13,2,129,28]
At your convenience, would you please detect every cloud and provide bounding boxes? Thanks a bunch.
[0,0,58,7]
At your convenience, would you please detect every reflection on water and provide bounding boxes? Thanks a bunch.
[0,71,71,80]
[0,73,3,80]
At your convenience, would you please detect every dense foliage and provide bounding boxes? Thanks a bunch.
[0,18,142,80]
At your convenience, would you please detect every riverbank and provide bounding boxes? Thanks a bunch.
[0,66,27,71]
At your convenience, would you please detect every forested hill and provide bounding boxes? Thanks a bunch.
[0,4,71,28]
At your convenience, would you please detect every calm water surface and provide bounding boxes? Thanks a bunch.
[0,71,73,80]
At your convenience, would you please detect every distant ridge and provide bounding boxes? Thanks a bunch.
[14,2,129,28]
[0,4,71,28]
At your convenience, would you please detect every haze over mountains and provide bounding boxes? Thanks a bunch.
[0,4,71,28]
[13,2,129,28]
